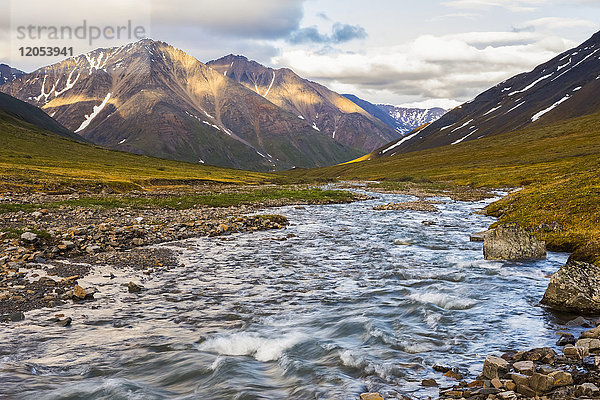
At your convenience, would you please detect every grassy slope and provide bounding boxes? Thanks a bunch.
[285,112,600,264]
[0,109,280,192]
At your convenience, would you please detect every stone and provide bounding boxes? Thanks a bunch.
[581,325,600,339]
[432,363,453,373]
[57,317,72,327]
[497,391,517,400]
[20,232,38,242]
[548,370,573,387]
[575,383,600,398]
[491,378,503,389]
[563,344,589,359]
[541,260,600,314]
[529,372,554,395]
[132,238,144,246]
[31,211,43,218]
[522,347,556,364]
[1,311,25,322]
[86,245,101,254]
[394,239,411,245]
[516,384,536,398]
[128,281,143,293]
[444,370,463,380]
[483,224,546,260]
[469,231,488,242]
[576,338,600,351]
[567,316,593,327]
[483,356,509,379]
[505,381,516,391]
[421,378,438,387]
[509,373,531,387]
[513,360,535,376]
[359,393,384,400]
[72,285,94,300]
[556,333,576,346]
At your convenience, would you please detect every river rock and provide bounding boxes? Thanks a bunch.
[557,333,576,346]
[497,391,517,400]
[576,338,600,351]
[483,224,546,260]
[563,344,588,359]
[580,325,600,339]
[421,378,438,387]
[549,370,573,387]
[128,281,143,293]
[20,232,38,242]
[575,382,600,397]
[483,355,509,379]
[359,393,384,400]
[513,360,535,375]
[529,372,554,395]
[541,260,600,314]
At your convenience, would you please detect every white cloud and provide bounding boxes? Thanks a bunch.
[442,0,547,12]
[516,17,599,30]
[272,31,574,104]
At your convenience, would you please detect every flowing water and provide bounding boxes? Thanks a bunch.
[0,189,574,399]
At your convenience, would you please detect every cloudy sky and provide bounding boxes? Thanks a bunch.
[3,0,600,108]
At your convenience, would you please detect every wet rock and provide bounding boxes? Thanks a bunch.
[549,370,573,387]
[443,370,463,380]
[359,393,384,400]
[393,239,411,245]
[529,372,554,395]
[127,281,143,293]
[566,315,593,327]
[516,384,536,398]
[497,390,517,400]
[432,363,453,373]
[581,325,600,339]
[57,317,72,327]
[575,382,600,398]
[421,378,438,387]
[541,260,600,314]
[1,311,25,322]
[491,377,503,389]
[522,347,556,364]
[483,355,509,379]
[72,285,95,300]
[557,333,576,346]
[20,232,38,242]
[576,338,600,351]
[563,344,589,359]
[513,360,535,376]
[509,372,531,387]
[469,230,488,242]
[483,224,546,260]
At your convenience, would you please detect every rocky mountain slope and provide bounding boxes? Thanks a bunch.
[0,40,360,171]
[374,30,600,156]
[207,55,400,152]
[0,64,24,85]
[0,92,80,141]
[343,94,446,134]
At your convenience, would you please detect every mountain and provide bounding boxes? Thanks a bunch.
[374,30,600,156]
[376,104,447,134]
[342,94,446,134]
[0,92,81,141]
[0,64,25,84]
[206,55,400,152]
[0,40,360,171]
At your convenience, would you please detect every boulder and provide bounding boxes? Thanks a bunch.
[483,224,546,260]
[541,260,600,314]
[549,370,573,387]
[483,355,509,379]
[581,326,600,339]
[421,378,438,387]
[20,232,38,242]
[575,383,600,398]
[529,372,554,395]
[576,338,600,351]
[513,360,535,376]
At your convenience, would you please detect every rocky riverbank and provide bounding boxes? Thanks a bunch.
[0,189,339,319]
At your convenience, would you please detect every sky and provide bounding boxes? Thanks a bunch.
[2,0,600,108]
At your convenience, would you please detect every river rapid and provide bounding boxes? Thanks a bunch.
[0,189,573,399]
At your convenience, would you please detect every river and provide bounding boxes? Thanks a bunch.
[0,189,572,399]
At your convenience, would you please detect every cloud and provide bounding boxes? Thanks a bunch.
[288,22,367,44]
[272,31,575,103]
[151,0,306,39]
[514,17,599,31]
[442,0,546,12]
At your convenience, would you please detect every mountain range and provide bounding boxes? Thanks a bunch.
[0,40,366,171]
[343,94,446,134]
[0,64,24,84]
[372,30,600,157]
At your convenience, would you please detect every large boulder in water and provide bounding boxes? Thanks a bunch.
[483,224,546,260]
[541,260,600,314]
